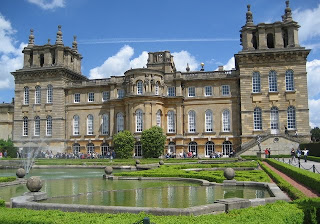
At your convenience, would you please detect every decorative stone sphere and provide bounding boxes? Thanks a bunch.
[135,160,140,165]
[16,168,26,178]
[26,176,43,192]
[224,168,235,180]
[159,160,164,165]
[104,166,113,175]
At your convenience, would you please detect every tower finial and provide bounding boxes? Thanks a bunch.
[55,25,63,45]
[28,29,35,47]
[72,35,78,53]
[283,0,292,22]
[186,63,190,72]
[246,4,254,25]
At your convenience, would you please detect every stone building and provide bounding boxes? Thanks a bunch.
[0,102,14,140]
[11,1,310,157]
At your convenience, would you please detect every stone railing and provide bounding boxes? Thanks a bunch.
[181,70,239,80]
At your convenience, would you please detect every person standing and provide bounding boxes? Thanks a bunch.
[268,148,271,158]
[264,148,269,159]
[303,148,309,162]
[296,148,301,162]
[290,148,296,162]
[284,125,288,135]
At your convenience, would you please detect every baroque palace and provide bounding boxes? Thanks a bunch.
[10,1,310,157]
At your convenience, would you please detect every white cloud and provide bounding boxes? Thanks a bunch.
[309,99,320,128]
[0,15,24,90]
[27,0,65,10]
[172,51,198,72]
[307,59,320,99]
[222,57,235,70]
[293,5,320,42]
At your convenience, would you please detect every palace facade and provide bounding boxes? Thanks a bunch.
[11,1,310,157]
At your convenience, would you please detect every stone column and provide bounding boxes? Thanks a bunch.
[109,106,115,136]
[145,103,152,130]
[176,104,183,135]
[274,25,283,48]
[258,27,267,50]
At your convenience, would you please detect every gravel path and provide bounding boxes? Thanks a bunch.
[262,161,320,198]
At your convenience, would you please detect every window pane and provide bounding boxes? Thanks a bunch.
[73,115,79,135]
[205,86,212,96]
[252,72,261,93]
[188,87,195,97]
[168,111,175,133]
[34,116,40,136]
[47,85,53,103]
[137,81,143,95]
[88,92,94,102]
[87,115,94,135]
[222,85,230,96]
[102,91,110,102]
[205,110,213,132]
[24,87,29,105]
[168,87,175,97]
[285,70,294,91]
[222,110,230,132]
[188,111,196,132]
[269,70,278,92]
[270,107,279,130]
[102,114,109,135]
[287,106,296,129]
[35,86,41,104]
[74,93,80,103]
[253,107,262,130]
[46,116,52,136]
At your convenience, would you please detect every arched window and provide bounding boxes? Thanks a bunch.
[205,141,215,157]
[47,85,53,103]
[167,110,175,133]
[101,143,109,157]
[23,117,28,136]
[73,115,79,135]
[101,114,109,135]
[156,110,161,127]
[188,142,197,157]
[222,141,232,157]
[287,106,296,129]
[137,80,143,95]
[136,109,143,132]
[168,142,175,155]
[222,110,230,132]
[87,114,94,135]
[285,70,294,91]
[155,82,160,95]
[87,143,95,154]
[269,70,278,92]
[24,87,29,105]
[116,113,124,133]
[205,110,213,132]
[267,33,274,48]
[188,110,196,133]
[253,107,262,130]
[135,142,142,157]
[73,143,80,155]
[34,116,40,136]
[35,86,41,104]
[46,116,52,136]
[252,72,261,93]
[270,107,279,130]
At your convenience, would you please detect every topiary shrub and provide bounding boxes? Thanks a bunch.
[113,130,135,159]
[141,126,166,158]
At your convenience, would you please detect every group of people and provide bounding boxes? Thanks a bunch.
[291,147,309,162]
[264,148,271,158]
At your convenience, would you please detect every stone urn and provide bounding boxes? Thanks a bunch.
[224,168,235,180]
[16,168,26,178]
[159,160,164,165]
[104,166,113,175]
[135,160,141,165]
[26,176,43,192]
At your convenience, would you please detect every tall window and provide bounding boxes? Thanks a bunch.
[47,85,53,103]
[222,85,230,96]
[188,110,196,133]
[167,87,175,97]
[74,93,80,103]
[222,141,232,156]
[101,143,109,157]
[155,82,159,95]
[73,115,79,135]
[135,142,142,157]
[156,110,161,127]
[118,89,125,99]
[287,106,296,129]
[168,142,175,155]
[204,86,212,96]
[285,70,294,91]
[167,110,175,133]
[188,142,197,156]
[136,109,143,132]
[101,114,109,135]
[24,87,29,105]
[137,81,143,95]
[252,72,261,93]
[270,107,279,130]
[269,70,278,92]
[34,116,40,136]
[87,114,94,135]
[253,107,262,130]
[116,113,124,133]
[222,110,230,132]
[102,91,110,102]
[205,110,213,132]
[88,92,94,102]
[73,143,80,155]
[188,87,195,97]
[87,143,94,154]
[46,116,52,136]
[23,117,28,136]
[35,86,41,104]
[205,141,215,157]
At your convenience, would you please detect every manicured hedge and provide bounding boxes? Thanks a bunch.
[259,161,306,200]
[265,159,320,194]
[307,156,320,163]
[0,177,16,183]
[299,143,320,157]
[294,198,320,224]
[0,200,5,208]
[0,201,304,224]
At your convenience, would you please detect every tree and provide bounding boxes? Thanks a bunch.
[311,127,320,142]
[0,138,17,158]
[113,130,135,159]
[141,126,166,158]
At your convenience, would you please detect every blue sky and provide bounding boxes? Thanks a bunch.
[1,0,320,127]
